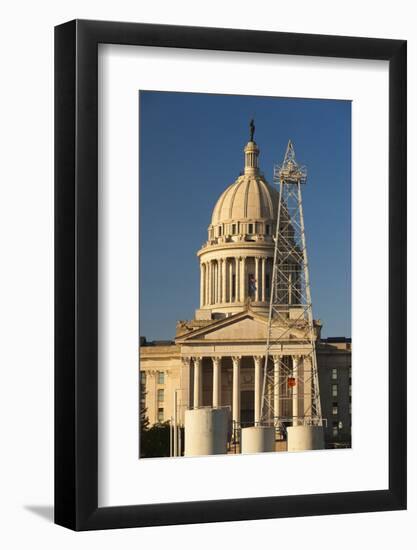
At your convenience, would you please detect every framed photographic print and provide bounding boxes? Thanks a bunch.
[55,20,406,530]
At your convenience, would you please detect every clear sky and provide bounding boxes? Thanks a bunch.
[139,91,351,341]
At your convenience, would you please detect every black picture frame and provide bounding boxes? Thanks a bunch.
[55,19,407,531]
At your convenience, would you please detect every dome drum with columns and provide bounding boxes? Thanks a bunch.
[197,135,282,318]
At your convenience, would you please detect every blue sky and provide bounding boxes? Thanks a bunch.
[139,91,351,340]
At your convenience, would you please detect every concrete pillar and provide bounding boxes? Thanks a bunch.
[193,357,202,408]
[212,357,222,407]
[222,258,227,304]
[261,257,266,302]
[273,355,280,421]
[184,408,229,457]
[241,426,275,454]
[254,356,263,425]
[287,425,324,452]
[255,256,260,302]
[232,356,241,427]
[292,356,300,426]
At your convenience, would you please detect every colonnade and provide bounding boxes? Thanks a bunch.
[182,355,312,428]
[200,256,271,307]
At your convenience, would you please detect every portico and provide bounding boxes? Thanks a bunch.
[176,309,320,429]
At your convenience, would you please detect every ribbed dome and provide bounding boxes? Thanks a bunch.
[211,174,279,225]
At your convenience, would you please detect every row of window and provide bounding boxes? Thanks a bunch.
[211,222,271,239]
[332,420,352,437]
[331,384,352,397]
[140,370,165,385]
[332,401,352,416]
[331,367,352,380]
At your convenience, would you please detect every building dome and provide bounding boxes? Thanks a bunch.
[196,128,280,318]
[206,138,279,243]
[211,174,278,226]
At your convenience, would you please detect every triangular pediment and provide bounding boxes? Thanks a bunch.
[175,310,309,344]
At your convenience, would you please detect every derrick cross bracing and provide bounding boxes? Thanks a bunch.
[260,140,324,429]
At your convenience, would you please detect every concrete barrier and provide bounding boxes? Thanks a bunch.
[287,425,324,452]
[184,408,229,457]
[241,426,275,454]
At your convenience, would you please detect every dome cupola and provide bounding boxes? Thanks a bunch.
[208,120,279,245]
[196,121,279,318]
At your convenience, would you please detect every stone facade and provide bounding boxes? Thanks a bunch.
[139,332,351,448]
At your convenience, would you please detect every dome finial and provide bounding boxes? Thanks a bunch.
[249,118,255,142]
[244,120,259,175]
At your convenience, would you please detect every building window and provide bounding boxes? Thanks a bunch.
[332,421,338,437]
[332,402,338,415]
[218,226,222,236]
[157,371,164,385]
[331,368,337,380]
[232,224,236,235]
[349,385,352,397]
[266,224,270,235]
[248,223,253,234]
[232,274,236,299]
[157,408,164,423]
[332,384,338,397]
[157,389,164,403]
[140,371,146,385]
[266,274,270,298]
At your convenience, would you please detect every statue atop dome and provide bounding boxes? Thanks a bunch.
[249,118,255,141]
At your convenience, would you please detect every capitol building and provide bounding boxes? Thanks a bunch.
[139,130,351,454]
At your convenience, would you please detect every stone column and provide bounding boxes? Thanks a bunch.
[213,262,217,304]
[255,256,260,302]
[254,356,263,425]
[240,256,246,302]
[218,261,221,303]
[303,355,312,420]
[207,261,212,305]
[200,263,204,307]
[261,257,266,302]
[292,356,300,425]
[235,257,240,302]
[222,258,227,304]
[212,357,222,407]
[228,259,233,302]
[273,355,280,421]
[193,357,202,408]
[180,357,192,415]
[232,356,241,427]
[205,262,209,306]
[218,259,222,303]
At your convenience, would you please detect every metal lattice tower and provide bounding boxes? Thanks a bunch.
[260,140,323,428]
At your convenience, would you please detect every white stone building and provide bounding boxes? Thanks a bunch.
[140,134,351,452]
